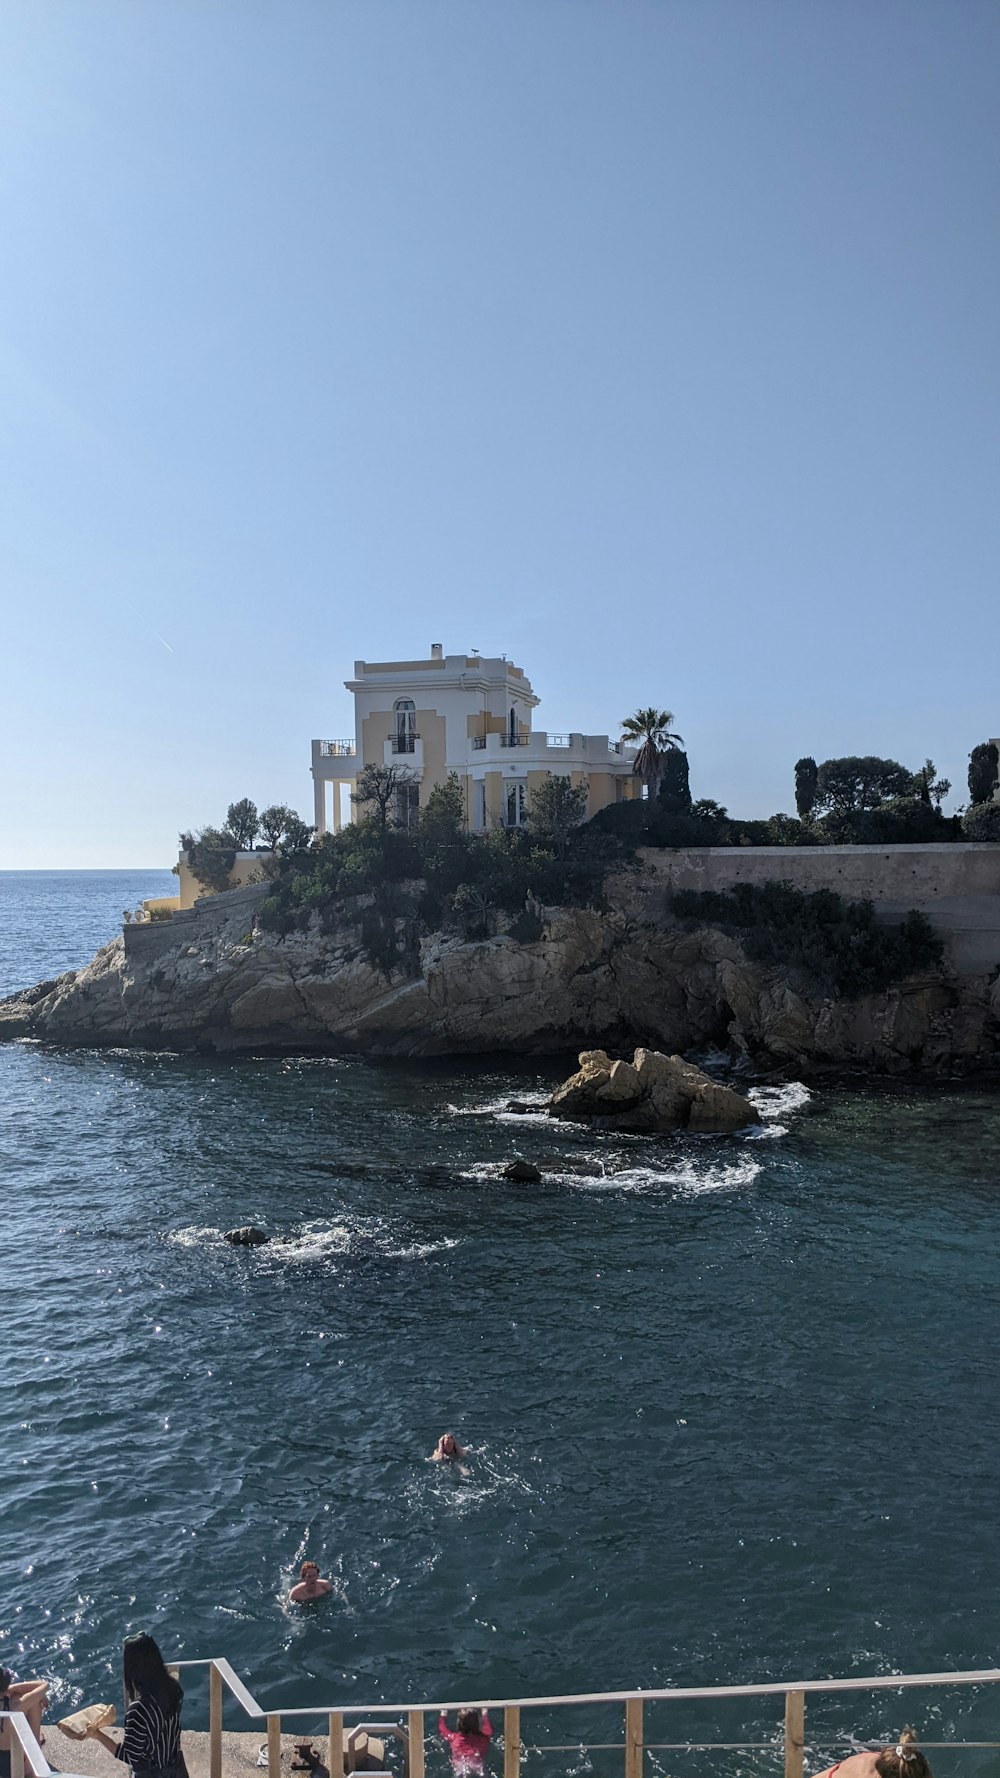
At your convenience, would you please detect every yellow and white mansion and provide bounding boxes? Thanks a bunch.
[311,644,641,834]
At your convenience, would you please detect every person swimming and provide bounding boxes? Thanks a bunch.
[288,1561,333,1604]
[432,1432,467,1462]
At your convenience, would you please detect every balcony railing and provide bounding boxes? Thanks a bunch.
[546,733,571,748]
[318,740,356,758]
[389,733,420,754]
[471,734,487,749]
[500,733,529,746]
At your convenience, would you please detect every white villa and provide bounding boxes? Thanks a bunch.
[311,644,641,834]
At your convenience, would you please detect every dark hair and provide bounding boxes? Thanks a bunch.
[875,1729,932,1778]
[123,1635,183,1715]
[300,1561,319,1579]
[456,1711,480,1736]
[0,1667,12,1696]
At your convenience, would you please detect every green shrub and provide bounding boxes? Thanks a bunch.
[147,905,174,923]
[962,800,1000,842]
[968,742,999,806]
[671,881,943,998]
[507,908,545,943]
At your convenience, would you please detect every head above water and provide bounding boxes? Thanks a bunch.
[123,1634,183,1715]
[456,1710,481,1736]
[300,1562,320,1582]
[876,1729,932,1778]
[439,1433,458,1456]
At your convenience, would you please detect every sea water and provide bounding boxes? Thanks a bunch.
[2,872,1000,1772]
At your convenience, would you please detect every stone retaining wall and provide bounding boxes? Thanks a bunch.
[123,883,268,963]
[639,842,1000,900]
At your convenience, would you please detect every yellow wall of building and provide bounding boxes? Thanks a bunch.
[177,853,271,909]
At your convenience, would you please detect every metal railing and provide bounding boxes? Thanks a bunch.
[389,734,420,753]
[545,733,571,748]
[165,1658,1000,1778]
[318,740,357,757]
[1,1711,83,1778]
[500,733,529,747]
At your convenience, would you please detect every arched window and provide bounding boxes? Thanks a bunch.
[509,706,518,743]
[393,698,416,753]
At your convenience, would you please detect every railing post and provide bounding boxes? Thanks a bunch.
[209,1661,223,1778]
[625,1696,643,1778]
[268,1713,282,1778]
[407,1709,424,1778]
[784,1690,805,1778]
[328,1711,344,1778]
[503,1705,520,1778]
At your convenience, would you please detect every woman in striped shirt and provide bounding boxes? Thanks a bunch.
[88,1635,185,1778]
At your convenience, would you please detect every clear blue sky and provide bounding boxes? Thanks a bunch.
[3,1,998,866]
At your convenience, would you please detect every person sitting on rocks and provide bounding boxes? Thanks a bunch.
[811,1728,932,1778]
[0,1666,49,1776]
[438,1709,492,1775]
[288,1561,333,1604]
[432,1432,467,1462]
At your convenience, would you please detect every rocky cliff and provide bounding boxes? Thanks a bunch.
[2,870,999,1074]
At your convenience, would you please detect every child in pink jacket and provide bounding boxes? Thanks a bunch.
[438,1709,493,1774]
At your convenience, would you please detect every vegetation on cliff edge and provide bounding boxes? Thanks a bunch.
[671,882,944,998]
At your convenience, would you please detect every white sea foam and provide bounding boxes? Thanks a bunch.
[468,1153,762,1197]
[270,1217,462,1266]
[167,1217,461,1265]
[748,1080,811,1118]
[557,1155,763,1198]
[166,1224,224,1248]
[447,1091,552,1126]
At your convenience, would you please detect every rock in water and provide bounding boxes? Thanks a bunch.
[502,1160,543,1183]
[548,1049,760,1134]
[224,1225,269,1245]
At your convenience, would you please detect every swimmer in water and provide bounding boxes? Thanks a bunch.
[431,1432,467,1462]
[288,1561,333,1604]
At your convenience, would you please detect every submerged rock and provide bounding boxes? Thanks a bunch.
[224,1225,269,1246]
[548,1048,760,1134]
[502,1160,543,1183]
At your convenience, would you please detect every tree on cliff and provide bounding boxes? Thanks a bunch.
[259,804,294,850]
[812,756,916,817]
[794,757,818,819]
[351,763,419,828]
[914,759,951,809]
[420,773,466,842]
[226,799,259,850]
[279,814,314,853]
[621,707,684,800]
[528,774,588,853]
[185,826,237,895]
[657,749,692,816]
[968,742,999,806]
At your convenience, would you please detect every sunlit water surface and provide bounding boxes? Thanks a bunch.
[2,874,1000,1773]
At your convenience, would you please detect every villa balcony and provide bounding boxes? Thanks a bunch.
[383,734,424,771]
[311,738,359,781]
[466,732,637,769]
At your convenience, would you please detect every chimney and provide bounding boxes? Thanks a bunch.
[430,643,443,659]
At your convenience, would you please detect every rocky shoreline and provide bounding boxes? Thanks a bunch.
[2,867,999,1077]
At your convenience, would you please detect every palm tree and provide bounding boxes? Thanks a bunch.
[621,707,685,800]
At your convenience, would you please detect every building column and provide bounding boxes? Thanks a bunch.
[313,777,327,836]
[332,784,344,834]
